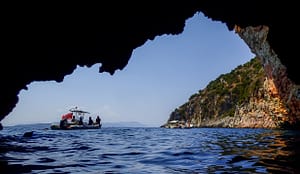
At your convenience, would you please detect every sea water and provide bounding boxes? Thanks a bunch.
[0,124,299,173]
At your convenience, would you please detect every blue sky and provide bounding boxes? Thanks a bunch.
[2,12,254,127]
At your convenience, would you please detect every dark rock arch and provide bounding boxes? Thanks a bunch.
[0,1,298,124]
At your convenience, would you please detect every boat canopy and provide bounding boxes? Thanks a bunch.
[69,107,90,114]
[61,112,73,120]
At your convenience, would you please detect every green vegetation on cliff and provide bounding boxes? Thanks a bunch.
[167,57,265,125]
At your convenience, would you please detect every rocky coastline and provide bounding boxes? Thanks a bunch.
[162,57,295,129]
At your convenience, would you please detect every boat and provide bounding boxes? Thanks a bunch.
[160,120,193,129]
[50,107,102,130]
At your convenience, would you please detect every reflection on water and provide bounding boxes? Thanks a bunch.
[217,130,300,173]
[0,125,300,173]
[251,130,300,173]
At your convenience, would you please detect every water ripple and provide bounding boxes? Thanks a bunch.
[1,126,300,173]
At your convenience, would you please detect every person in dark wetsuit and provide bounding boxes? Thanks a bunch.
[60,118,68,129]
[95,115,101,126]
[78,116,83,125]
[88,116,94,125]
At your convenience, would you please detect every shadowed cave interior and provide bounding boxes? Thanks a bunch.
[0,2,298,126]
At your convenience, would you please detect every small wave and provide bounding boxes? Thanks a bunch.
[1,127,300,173]
[37,157,56,163]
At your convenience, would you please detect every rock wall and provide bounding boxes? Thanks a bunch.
[202,77,288,129]
[1,2,299,127]
[163,56,298,129]
[235,25,300,127]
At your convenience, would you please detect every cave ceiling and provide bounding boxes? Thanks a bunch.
[0,1,298,121]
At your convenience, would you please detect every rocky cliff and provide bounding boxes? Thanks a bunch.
[164,57,294,129]
[235,25,300,128]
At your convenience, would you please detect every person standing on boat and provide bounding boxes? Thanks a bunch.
[88,116,94,125]
[95,115,101,126]
[60,118,68,129]
[71,115,78,125]
[79,116,83,125]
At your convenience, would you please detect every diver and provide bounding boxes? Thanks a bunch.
[88,116,94,125]
[60,118,68,129]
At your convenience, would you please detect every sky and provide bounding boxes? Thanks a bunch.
[2,12,254,127]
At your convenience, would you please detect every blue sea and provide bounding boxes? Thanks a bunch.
[0,124,299,174]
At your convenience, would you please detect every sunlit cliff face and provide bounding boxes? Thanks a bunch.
[235,25,300,127]
[0,2,299,128]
